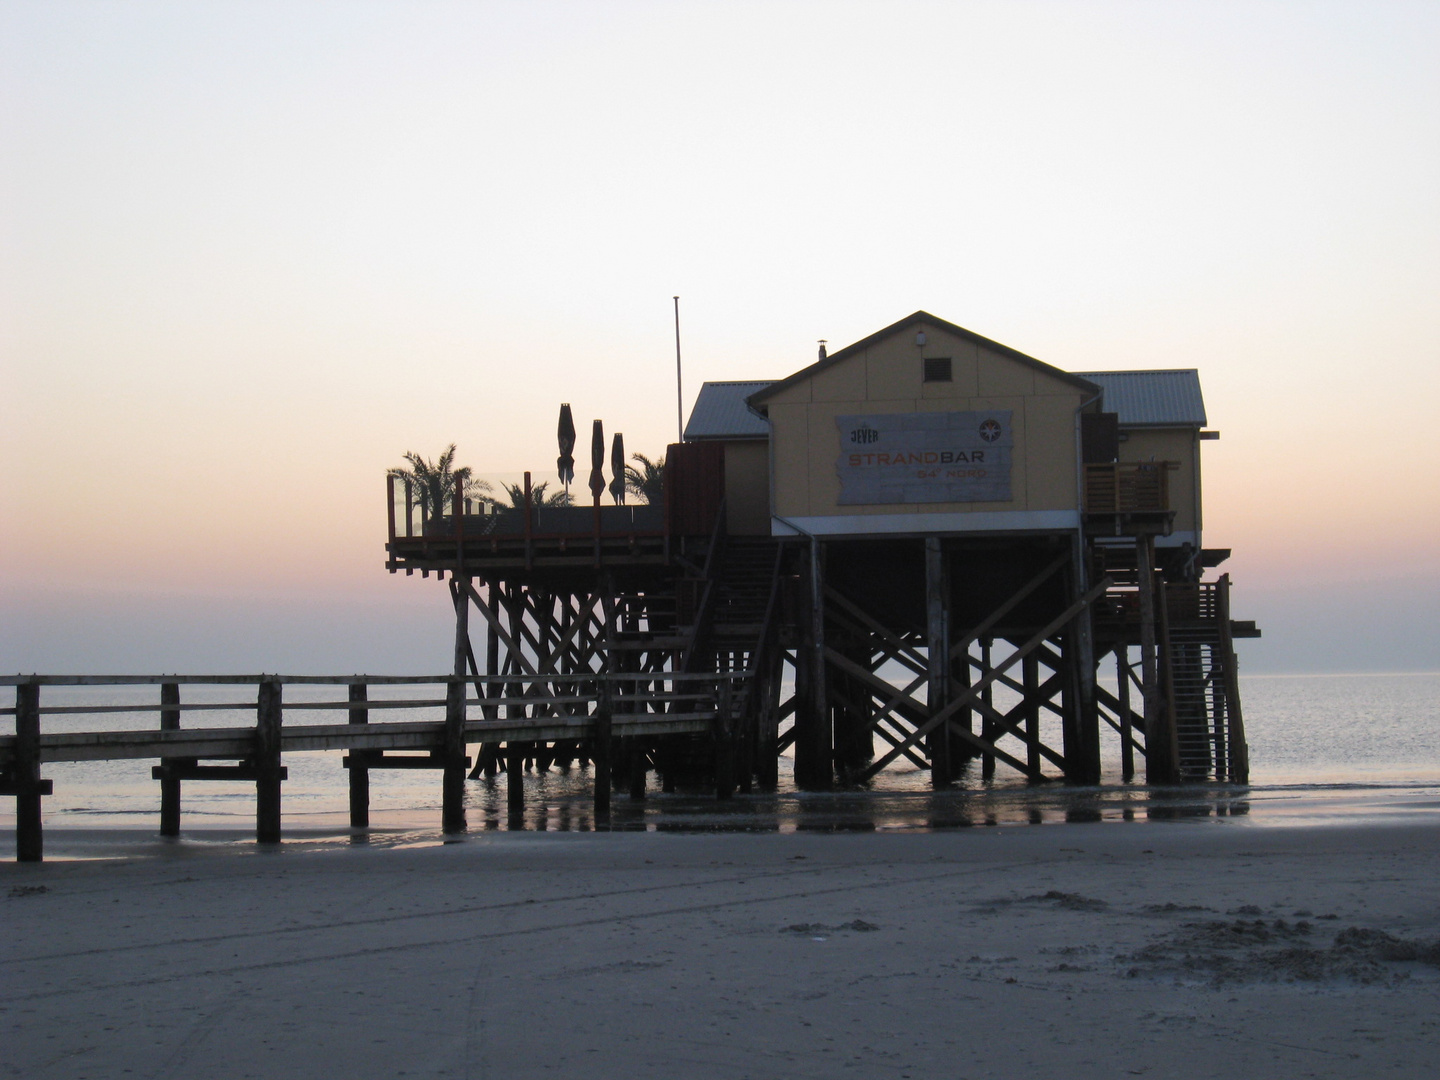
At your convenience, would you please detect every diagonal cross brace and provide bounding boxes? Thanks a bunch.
[828,551,1073,732]
[857,575,1112,782]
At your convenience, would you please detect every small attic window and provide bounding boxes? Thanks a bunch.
[923,357,952,382]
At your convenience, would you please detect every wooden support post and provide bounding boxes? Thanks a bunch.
[794,537,831,791]
[348,682,370,827]
[452,486,465,577]
[255,678,283,844]
[1068,534,1102,785]
[505,742,524,817]
[1117,647,1135,782]
[591,473,601,567]
[980,638,995,780]
[716,679,735,800]
[1059,628,1081,783]
[629,736,647,800]
[14,683,43,862]
[386,474,397,568]
[925,537,951,788]
[443,677,467,833]
[1023,652,1041,781]
[593,681,612,822]
[524,471,535,571]
[445,579,471,833]
[485,586,501,720]
[159,682,182,836]
[1136,535,1174,784]
[1156,579,1182,781]
[757,643,782,791]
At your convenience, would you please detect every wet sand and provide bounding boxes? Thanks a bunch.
[3,819,1439,1079]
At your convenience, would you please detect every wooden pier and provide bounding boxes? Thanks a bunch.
[0,672,738,862]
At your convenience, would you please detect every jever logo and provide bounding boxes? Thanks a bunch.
[849,423,879,445]
[978,418,1002,443]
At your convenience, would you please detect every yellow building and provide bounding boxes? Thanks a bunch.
[686,310,1214,558]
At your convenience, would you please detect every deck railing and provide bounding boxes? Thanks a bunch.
[1083,462,1172,514]
[0,672,741,862]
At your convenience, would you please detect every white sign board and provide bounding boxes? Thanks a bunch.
[835,411,1014,505]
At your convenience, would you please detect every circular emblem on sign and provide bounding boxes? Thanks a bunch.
[978,418,1002,443]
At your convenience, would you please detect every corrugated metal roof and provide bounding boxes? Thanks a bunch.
[1075,370,1207,427]
[684,380,774,440]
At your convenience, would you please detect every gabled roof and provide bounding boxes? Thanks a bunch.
[1075,370,1207,427]
[747,311,1099,409]
[683,380,775,440]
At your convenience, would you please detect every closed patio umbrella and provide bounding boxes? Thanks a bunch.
[588,419,606,501]
[556,404,576,491]
[609,432,626,504]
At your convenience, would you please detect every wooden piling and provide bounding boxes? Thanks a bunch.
[629,737,647,800]
[347,682,370,827]
[1136,534,1173,784]
[980,639,995,781]
[1155,579,1182,782]
[1023,651,1041,781]
[445,574,471,833]
[14,683,43,862]
[593,682,612,822]
[443,677,467,833]
[506,743,524,816]
[1117,648,1135,782]
[1070,535,1102,785]
[255,678,283,843]
[159,682,182,836]
[794,538,831,790]
[715,679,735,800]
[925,537,951,788]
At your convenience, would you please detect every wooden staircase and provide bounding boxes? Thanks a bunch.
[1161,580,1249,783]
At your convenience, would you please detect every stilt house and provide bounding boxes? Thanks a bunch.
[387,311,1257,792]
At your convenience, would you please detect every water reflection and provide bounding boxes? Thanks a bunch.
[458,771,1253,834]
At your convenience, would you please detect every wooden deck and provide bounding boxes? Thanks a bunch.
[1,673,735,862]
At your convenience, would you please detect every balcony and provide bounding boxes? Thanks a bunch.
[1083,462,1175,536]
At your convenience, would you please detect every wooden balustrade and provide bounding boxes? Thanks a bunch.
[1084,462,1172,514]
[1,672,741,862]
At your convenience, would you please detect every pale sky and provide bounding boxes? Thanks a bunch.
[2,0,1437,673]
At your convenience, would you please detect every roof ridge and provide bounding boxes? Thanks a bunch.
[1075,368,1199,375]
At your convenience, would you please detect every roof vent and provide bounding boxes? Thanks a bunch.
[818,340,827,361]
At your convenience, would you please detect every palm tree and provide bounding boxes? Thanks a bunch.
[491,480,574,510]
[388,445,490,522]
[624,453,665,505]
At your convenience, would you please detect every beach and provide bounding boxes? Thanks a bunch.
[4,818,1439,1079]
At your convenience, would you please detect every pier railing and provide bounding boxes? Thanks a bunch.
[0,672,742,862]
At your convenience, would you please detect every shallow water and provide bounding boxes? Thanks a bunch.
[2,673,1437,853]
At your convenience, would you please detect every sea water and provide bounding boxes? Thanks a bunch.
[2,673,1437,848]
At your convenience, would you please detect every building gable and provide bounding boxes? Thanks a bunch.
[749,311,1097,413]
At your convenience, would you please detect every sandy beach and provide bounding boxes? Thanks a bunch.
[3,819,1439,1079]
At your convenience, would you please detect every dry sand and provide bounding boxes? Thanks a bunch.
[3,821,1439,1079]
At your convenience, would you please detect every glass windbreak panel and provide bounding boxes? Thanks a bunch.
[408,470,665,536]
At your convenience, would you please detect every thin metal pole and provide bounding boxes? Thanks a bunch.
[673,295,683,443]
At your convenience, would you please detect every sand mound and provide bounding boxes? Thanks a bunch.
[1123,919,1440,986]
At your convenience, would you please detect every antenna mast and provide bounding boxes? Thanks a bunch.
[673,296,683,443]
